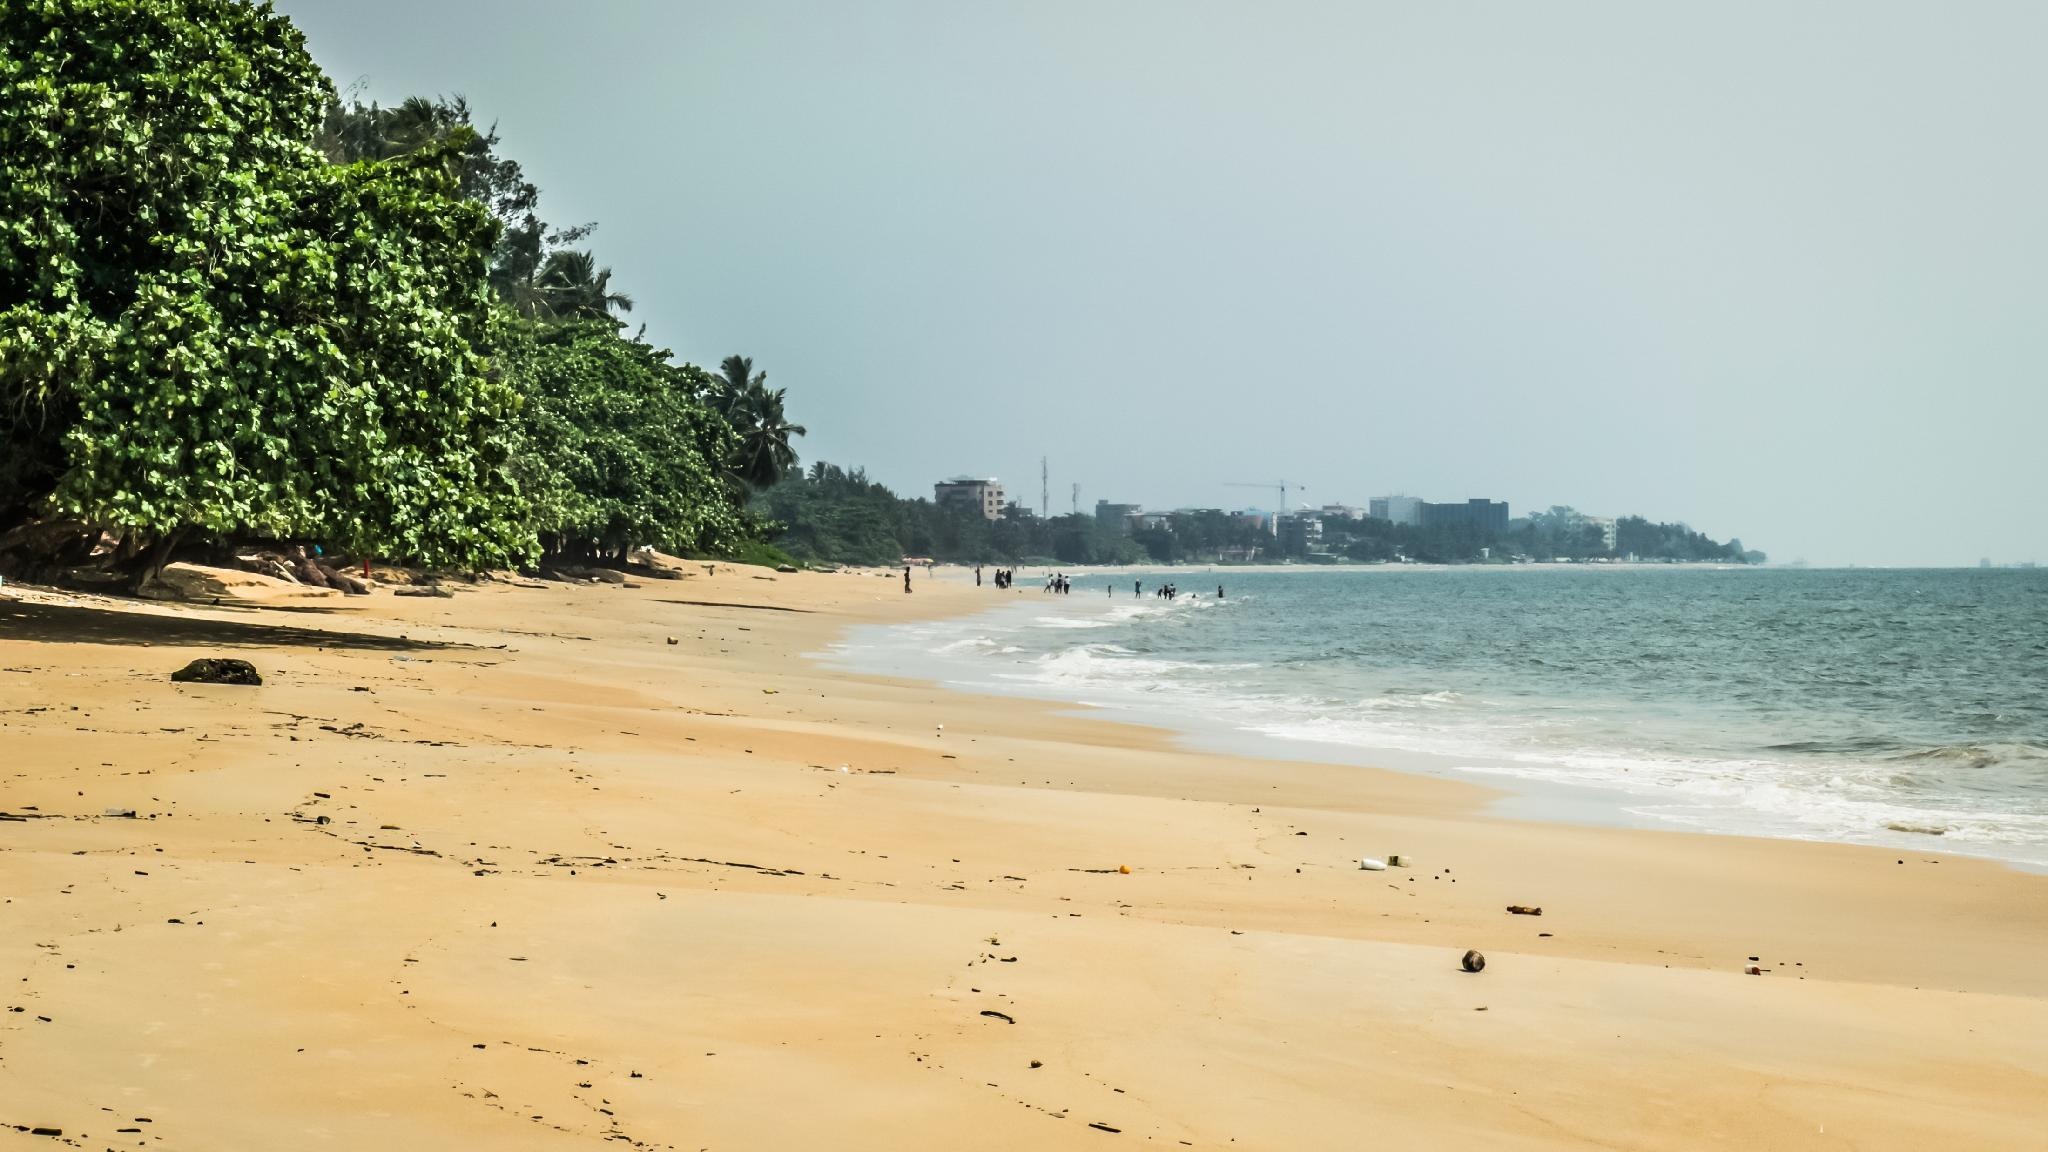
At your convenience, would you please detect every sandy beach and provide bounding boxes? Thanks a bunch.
[4,565,2046,1150]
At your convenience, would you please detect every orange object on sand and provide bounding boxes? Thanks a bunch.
[1118,865,1131,874]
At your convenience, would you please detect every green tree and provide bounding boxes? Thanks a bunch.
[716,356,806,491]
[318,92,576,317]
[532,250,633,323]
[498,317,742,561]
[727,380,807,492]
[0,0,533,577]
[716,355,763,404]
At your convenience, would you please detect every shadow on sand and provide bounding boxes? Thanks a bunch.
[654,599,813,614]
[0,599,454,652]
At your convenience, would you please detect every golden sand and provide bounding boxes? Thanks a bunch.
[3,565,2044,1149]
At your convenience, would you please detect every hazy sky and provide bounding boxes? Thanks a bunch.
[278,1,2046,566]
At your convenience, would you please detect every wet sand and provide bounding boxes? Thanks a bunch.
[3,564,2045,1149]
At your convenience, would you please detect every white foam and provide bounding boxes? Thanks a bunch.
[827,593,2048,870]
[1033,615,1116,629]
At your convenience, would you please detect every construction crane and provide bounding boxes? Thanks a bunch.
[1224,480,1306,535]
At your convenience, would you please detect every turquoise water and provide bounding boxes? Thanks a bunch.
[831,567,2048,867]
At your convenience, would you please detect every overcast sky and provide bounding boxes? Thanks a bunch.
[278,0,2046,566]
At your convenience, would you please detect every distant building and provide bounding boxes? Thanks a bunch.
[1229,509,1271,534]
[1277,512,1325,552]
[934,477,1005,521]
[1420,499,1510,534]
[1587,515,1618,551]
[1094,500,1142,532]
[1369,495,1423,526]
[1319,504,1365,520]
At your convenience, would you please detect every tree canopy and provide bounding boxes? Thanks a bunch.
[1,0,531,572]
[499,318,743,561]
[0,0,800,584]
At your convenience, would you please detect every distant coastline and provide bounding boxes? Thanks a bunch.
[761,464,1763,569]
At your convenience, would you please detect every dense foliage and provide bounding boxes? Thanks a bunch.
[1317,507,1760,564]
[0,0,799,582]
[0,0,533,572]
[1611,516,1760,563]
[499,318,743,560]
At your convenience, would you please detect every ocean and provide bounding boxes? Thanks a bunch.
[828,566,2048,869]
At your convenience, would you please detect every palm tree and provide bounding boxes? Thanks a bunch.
[379,96,450,156]
[717,356,805,490]
[533,250,633,322]
[716,355,762,411]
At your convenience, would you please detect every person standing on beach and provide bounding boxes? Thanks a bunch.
[904,566,912,594]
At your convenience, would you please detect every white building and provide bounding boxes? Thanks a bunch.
[934,477,1005,521]
[1587,515,1618,551]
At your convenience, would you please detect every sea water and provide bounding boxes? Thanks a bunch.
[827,567,2048,868]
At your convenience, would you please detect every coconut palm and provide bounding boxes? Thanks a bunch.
[716,355,762,410]
[531,250,632,322]
[379,96,451,156]
[717,356,805,490]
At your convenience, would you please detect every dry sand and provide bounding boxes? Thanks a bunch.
[3,564,2045,1150]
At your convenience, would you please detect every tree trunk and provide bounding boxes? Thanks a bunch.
[123,527,187,595]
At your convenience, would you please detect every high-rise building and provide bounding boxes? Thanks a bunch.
[1369,495,1423,526]
[934,477,1006,521]
[1420,498,1510,534]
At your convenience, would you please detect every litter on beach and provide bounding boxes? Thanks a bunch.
[1358,857,1388,871]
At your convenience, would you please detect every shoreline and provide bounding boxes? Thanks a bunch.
[830,575,2048,873]
[4,567,2046,1148]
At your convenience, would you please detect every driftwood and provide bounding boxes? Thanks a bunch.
[316,562,370,595]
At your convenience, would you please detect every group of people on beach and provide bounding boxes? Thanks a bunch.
[1129,579,1221,601]
[963,568,1223,603]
